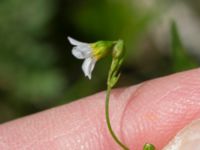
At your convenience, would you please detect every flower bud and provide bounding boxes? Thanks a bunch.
[112,40,125,60]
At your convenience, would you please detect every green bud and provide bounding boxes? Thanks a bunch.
[143,143,156,150]
[107,40,125,88]
[112,40,125,59]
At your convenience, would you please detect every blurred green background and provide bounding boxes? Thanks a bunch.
[0,0,199,123]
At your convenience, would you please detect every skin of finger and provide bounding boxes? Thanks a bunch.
[0,69,200,150]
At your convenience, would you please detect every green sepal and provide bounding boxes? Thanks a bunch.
[108,73,121,88]
[91,41,114,60]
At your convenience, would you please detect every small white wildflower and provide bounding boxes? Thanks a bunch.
[68,36,96,79]
[68,36,114,79]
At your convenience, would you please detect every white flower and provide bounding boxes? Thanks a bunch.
[68,36,96,79]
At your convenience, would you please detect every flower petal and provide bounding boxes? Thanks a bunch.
[68,36,88,46]
[82,57,96,79]
[72,45,92,59]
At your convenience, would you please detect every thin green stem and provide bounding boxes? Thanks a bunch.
[105,85,129,150]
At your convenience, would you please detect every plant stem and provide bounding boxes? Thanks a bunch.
[105,85,129,150]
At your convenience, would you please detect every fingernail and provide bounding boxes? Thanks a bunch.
[163,119,200,150]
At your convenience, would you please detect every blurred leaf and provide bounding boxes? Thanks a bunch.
[171,21,199,72]
[0,0,66,122]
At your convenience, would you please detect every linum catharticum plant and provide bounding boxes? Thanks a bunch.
[68,37,155,150]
